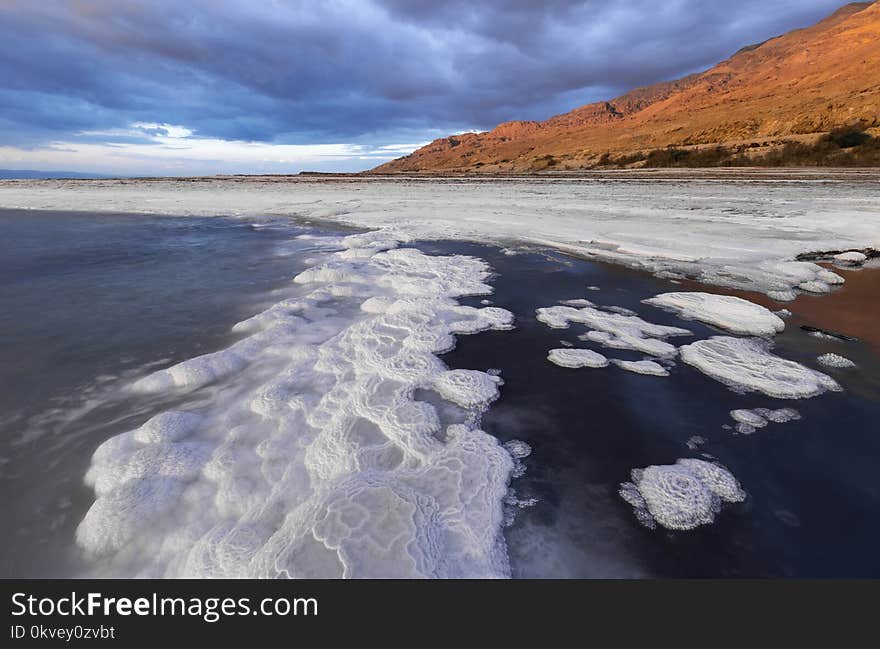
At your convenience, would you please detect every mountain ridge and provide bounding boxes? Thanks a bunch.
[373,2,880,173]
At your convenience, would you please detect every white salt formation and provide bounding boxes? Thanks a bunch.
[536,303,691,356]
[798,280,831,294]
[503,439,532,483]
[680,336,841,399]
[432,369,502,408]
[817,353,857,369]
[833,251,867,265]
[807,329,840,341]
[611,359,669,377]
[2,177,876,300]
[730,409,769,432]
[643,292,785,337]
[560,298,595,308]
[77,232,523,578]
[620,459,745,531]
[728,407,800,434]
[547,348,609,369]
[760,407,801,423]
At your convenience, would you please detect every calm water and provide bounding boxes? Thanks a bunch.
[1,209,878,578]
[0,209,341,577]
[422,241,880,578]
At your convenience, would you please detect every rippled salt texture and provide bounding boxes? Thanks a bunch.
[680,336,842,399]
[620,459,745,531]
[547,348,608,369]
[643,292,785,337]
[77,231,521,578]
[817,353,857,369]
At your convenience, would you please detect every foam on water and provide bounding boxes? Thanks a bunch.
[77,231,521,578]
[620,459,745,531]
[643,292,785,337]
[680,336,842,399]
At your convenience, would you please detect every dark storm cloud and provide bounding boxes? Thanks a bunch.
[0,0,851,146]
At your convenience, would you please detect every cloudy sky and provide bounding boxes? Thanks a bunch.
[0,0,848,175]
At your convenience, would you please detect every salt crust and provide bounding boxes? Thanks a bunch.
[78,232,523,578]
[612,359,669,377]
[547,348,609,369]
[643,292,784,337]
[620,459,745,531]
[729,407,800,434]
[536,304,691,356]
[817,353,856,369]
[680,336,841,399]
[2,177,873,299]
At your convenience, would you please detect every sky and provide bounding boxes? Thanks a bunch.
[0,0,851,176]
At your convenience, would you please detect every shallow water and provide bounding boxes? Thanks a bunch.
[0,209,343,577]
[1,209,878,578]
[421,241,880,578]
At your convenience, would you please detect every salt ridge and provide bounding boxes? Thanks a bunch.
[77,231,523,578]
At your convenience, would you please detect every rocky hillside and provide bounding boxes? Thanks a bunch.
[373,2,880,173]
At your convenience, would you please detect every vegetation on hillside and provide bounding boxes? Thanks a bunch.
[595,126,880,168]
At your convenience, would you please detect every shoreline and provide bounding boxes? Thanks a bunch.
[5,167,880,183]
[0,175,877,304]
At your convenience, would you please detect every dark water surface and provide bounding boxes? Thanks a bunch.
[1,209,877,578]
[421,241,880,578]
[0,209,340,577]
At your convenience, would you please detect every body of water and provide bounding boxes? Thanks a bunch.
[0,209,341,577]
[426,241,880,578]
[1,209,878,578]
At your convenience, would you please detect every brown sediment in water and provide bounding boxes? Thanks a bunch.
[675,265,880,349]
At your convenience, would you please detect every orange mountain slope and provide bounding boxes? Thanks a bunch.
[373,2,880,173]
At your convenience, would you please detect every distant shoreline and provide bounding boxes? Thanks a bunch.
[4,167,880,184]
